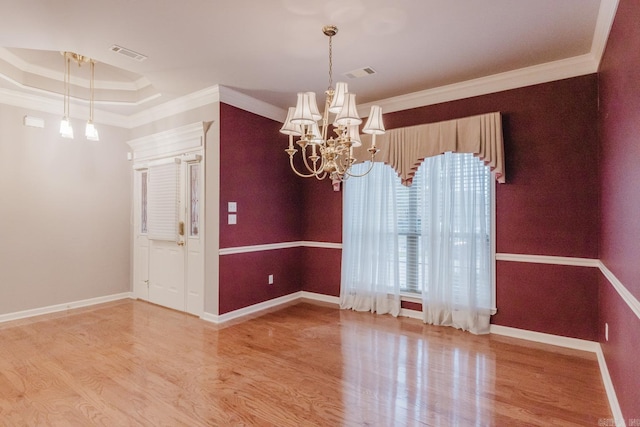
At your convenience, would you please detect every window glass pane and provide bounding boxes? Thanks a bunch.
[190,164,200,237]
[141,171,148,234]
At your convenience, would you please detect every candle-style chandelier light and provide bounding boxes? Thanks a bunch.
[279,25,385,182]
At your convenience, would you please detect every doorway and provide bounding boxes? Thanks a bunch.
[132,153,204,316]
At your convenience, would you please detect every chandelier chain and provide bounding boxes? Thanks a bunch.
[328,35,333,90]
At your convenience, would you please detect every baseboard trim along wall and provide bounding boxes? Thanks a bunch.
[0,284,623,422]
[201,292,304,324]
[204,289,623,423]
[0,292,133,324]
[489,324,624,425]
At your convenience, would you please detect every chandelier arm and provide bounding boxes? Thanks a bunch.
[301,145,325,174]
[288,155,322,178]
[315,171,328,180]
[343,160,376,178]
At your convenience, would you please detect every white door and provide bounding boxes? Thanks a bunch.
[149,239,185,311]
[147,160,186,311]
[133,155,204,314]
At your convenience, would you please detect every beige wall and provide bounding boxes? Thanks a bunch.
[0,105,131,314]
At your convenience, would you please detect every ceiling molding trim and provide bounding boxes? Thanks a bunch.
[0,47,151,91]
[0,87,128,128]
[218,86,287,122]
[591,0,620,70]
[127,122,206,161]
[127,85,221,129]
[0,70,161,112]
[359,1,618,116]
[358,54,598,116]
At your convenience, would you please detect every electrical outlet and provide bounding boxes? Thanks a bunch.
[605,323,609,341]
[268,274,274,285]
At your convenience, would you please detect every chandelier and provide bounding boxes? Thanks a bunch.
[60,51,100,141]
[280,25,385,182]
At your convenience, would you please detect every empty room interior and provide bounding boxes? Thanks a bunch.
[0,0,639,425]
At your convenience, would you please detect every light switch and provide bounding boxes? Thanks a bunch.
[228,202,237,213]
[228,214,237,225]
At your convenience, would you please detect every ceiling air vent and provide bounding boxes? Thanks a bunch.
[344,67,376,79]
[109,45,148,62]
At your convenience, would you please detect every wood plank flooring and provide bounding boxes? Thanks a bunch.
[0,300,611,426]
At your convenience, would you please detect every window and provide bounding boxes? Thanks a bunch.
[140,171,148,234]
[394,154,493,297]
[189,163,200,237]
[342,152,495,331]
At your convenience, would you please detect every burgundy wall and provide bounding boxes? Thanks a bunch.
[496,263,598,340]
[384,76,600,259]
[216,5,640,418]
[302,247,341,297]
[219,104,302,248]
[598,0,640,420]
[218,104,304,313]
[219,248,303,313]
[299,172,343,297]
[302,75,601,339]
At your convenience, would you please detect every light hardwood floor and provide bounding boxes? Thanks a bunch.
[0,300,611,426]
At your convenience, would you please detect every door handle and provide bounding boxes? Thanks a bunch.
[178,221,185,236]
[177,241,185,246]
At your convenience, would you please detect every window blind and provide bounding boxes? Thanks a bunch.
[147,161,180,241]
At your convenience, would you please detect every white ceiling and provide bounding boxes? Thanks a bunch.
[0,0,616,123]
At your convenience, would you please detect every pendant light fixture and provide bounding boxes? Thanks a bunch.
[59,52,74,139]
[85,58,99,141]
[60,52,100,141]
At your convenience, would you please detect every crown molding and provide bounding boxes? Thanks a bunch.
[127,121,208,161]
[126,85,221,129]
[358,53,599,116]
[0,47,152,91]
[0,71,161,109]
[0,0,620,128]
[591,0,620,70]
[0,87,128,128]
[218,86,287,123]
[358,0,619,116]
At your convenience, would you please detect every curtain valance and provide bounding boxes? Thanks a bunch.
[357,112,505,186]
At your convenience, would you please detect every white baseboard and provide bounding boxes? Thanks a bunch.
[595,346,626,427]
[490,324,623,424]
[0,292,133,324]
[300,291,340,305]
[202,291,342,324]
[489,324,600,352]
[400,308,422,319]
[202,291,304,324]
[0,288,624,423]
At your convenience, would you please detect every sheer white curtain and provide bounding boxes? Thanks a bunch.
[417,152,493,334]
[341,162,401,316]
[341,153,494,334]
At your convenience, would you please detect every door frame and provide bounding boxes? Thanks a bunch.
[129,123,207,315]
